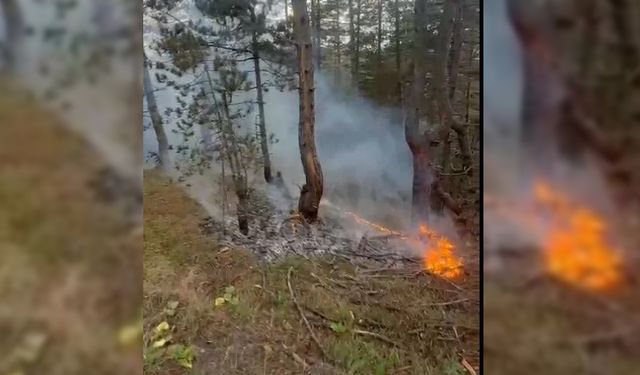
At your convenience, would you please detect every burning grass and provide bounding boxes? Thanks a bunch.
[321,200,466,281]
[143,170,479,375]
[486,178,625,293]
[533,180,623,292]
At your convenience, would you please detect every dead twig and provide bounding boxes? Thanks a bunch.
[281,344,310,368]
[460,357,477,375]
[287,267,329,360]
[423,298,469,307]
[353,329,402,348]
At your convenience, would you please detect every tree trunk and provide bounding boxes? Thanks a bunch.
[578,0,598,78]
[355,0,361,79]
[251,29,273,183]
[405,0,433,223]
[284,0,289,22]
[311,0,322,70]
[394,0,402,105]
[143,54,170,169]
[448,1,463,100]
[293,0,324,221]
[349,0,355,81]
[334,2,341,82]
[608,0,638,73]
[1,0,23,72]
[377,0,383,62]
[236,184,249,235]
[205,65,250,234]
[433,0,471,172]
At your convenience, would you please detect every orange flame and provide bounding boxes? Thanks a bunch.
[419,224,464,279]
[533,180,623,292]
[320,200,464,280]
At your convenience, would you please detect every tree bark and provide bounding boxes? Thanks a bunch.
[143,54,170,169]
[0,0,23,72]
[284,0,289,22]
[334,1,341,82]
[349,0,355,81]
[608,0,638,73]
[433,0,471,172]
[507,0,617,166]
[405,0,434,223]
[311,0,322,70]
[448,1,464,101]
[250,14,273,183]
[394,0,402,105]
[205,65,250,234]
[377,0,383,62]
[355,0,362,79]
[293,0,324,221]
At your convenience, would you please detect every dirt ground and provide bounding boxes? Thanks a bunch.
[143,169,480,374]
[0,84,142,375]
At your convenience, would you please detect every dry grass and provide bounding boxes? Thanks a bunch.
[143,170,479,375]
[0,84,142,375]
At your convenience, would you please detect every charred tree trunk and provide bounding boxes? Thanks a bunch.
[293,0,324,221]
[608,0,638,74]
[236,182,249,235]
[507,0,618,167]
[578,0,598,78]
[405,0,434,223]
[143,54,170,169]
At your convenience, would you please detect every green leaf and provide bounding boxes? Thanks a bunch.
[168,344,196,369]
[329,322,347,334]
[154,321,170,334]
[230,296,240,306]
[225,286,235,294]
[214,297,226,307]
[152,338,169,348]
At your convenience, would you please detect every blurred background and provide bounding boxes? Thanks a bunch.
[0,1,142,375]
[484,0,640,374]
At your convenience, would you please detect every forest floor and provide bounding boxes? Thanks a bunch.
[0,83,142,375]
[143,169,480,375]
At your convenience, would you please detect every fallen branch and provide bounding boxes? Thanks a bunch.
[353,329,402,348]
[287,267,329,360]
[281,344,310,368]
[460,356,477,375]
[422,298,469,307]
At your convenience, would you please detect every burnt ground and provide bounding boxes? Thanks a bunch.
[0,83,142,374]
[143,169,480,375]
